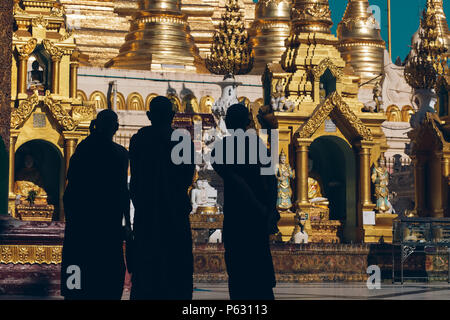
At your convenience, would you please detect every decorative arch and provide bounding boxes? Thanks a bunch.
[182,94,199,114]
[168,94,182,113]
[386,105,401,122]
[89,91,107,110]
[145,93,158,110]
[127,93,145,111]
[311,58,343,82]
[401,105,414,122]
[76,90,88,103]
[199,96,214,114]
[296,92,373,142]
[113,92,126,110]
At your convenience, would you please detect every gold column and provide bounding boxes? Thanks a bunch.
[51,56,61,95]
[8,131,19,197]
[17,55,28,95]
[69,61,79,99]
[63,137,78,177]
[295,138,312,209]
[357,141,375,210]
[62,133,79,222]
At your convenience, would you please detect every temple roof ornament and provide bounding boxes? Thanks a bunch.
[337,0,385,88]
[105,0,204,73]
[291,0,333,35]
[249,0,291,75]
[404,1,448,90]
[205,0,254,75]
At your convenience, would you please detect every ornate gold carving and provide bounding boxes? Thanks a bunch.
[16,38,37,58]
[42,39,63,61]
[11,90,39,129]
[311,58,343,81]
[0,245,62,264]
[31,14,49,28]
[291,0,333,34]
[404,1,448,90]
[44,91,77,131]
[205,0,254,75]
[72,105,96,122]
[297,92,373,141]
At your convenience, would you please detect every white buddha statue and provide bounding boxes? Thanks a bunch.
[191,180,218,214]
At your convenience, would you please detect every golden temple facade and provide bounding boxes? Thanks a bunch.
[60,0,257,67]
[263,0,391,243]
[10,0,96,220]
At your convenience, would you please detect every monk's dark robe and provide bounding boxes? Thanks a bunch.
[212,134,279,300]
[61,134,129,300]
[129,125,195,300]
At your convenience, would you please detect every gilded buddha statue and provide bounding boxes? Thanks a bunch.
[308,159,329,209]
[276,150,295,211]
[14,154,48,203]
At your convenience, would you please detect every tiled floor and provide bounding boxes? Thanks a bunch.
[1,283,449,300]
[192,283,450,300]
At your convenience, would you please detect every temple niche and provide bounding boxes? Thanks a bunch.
[9,0,95,221]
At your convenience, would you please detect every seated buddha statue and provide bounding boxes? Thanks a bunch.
[14,154,47,203]
[308,177,329,209]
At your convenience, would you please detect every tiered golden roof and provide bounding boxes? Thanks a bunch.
[404,0,448,90]
[249,0,291,75]
[205,0,253,75]
[105,0,205,73]
[337,0,385,87]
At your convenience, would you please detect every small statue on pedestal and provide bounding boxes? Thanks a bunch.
[191,179,218,214]
[14,154,47,202]
[271,80,294,112]
[276,150,295,211]
[371,157,392,213]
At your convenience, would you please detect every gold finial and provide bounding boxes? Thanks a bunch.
[205,0,254,75]
[404,1,448,90]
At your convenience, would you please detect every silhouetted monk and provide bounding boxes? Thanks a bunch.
[129,96,195,300]
[61,109,130,300]
[212,104,279,300]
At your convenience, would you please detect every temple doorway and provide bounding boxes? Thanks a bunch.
[309,136,357,242]
[14,140,64,219]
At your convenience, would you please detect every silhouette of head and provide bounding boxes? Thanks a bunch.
[90,109,119,139]
[147,96,175,127]
[225,104,250,130]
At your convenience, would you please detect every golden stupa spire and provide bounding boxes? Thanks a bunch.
[205,0,254,75]
[404,1,448,90]
[426,0,450,53]
[105,0,204,73]
[249,0,292,75]
[337,0,385,87]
